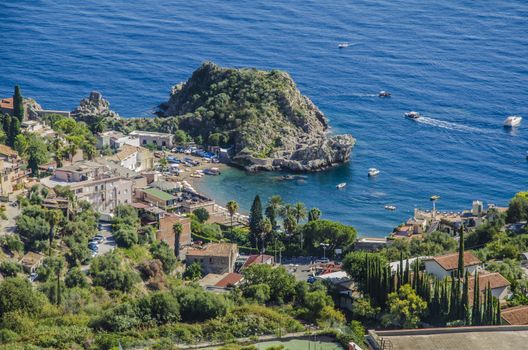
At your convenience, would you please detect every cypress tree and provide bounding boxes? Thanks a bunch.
[8,117,20,147]
[249,195,263,243]
[404,258,410,285]
[457,227,465,278]
[462,270,470,324]
[13,85,24,122]
[472,271,480,325]
[3,114,11,139]
[495,299,501,325]
[398,252,403,289]
[449,272,458,321]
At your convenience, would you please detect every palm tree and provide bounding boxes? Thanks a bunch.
[292,202,307,224]
[266,195,283,227]
[67,143,78,161]
[226,200,239,234]
[173,223,183,258]
[308,208,321,221]
[280,203,293,220]
[91,116,107,134]
[259,217,272,261]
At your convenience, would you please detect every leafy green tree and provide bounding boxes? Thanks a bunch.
[16,208,50,251]
[64,267,88,288]
[242,264,296,304]
[302,220,357,256]
[173,285,228,322]
[148,292,181,325]
[0,261,22,277]
[183,261,203,281]
[242,283,271,304]
[507,194,528,223]
[308,207,321,221]
[13,86,24,122]
[26,134,49,177]
[0,277,44,318]
[174,130,189,144]
[384,284,427,329]
[283,214,296,235]
[259,217,272,253]
[193,207,210,223]
[150,240,177,273]
[13,134,28,156]
[265,195,283,228]
[89,253,140,292]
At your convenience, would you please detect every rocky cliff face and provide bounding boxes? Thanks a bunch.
[71,91,120,122]
[160,62,355,172]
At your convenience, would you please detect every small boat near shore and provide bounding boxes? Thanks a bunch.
[336,182,346,189]
[368,168,380,177]
[504,115,522,128]
[405,111,421,120]
[384,205,396,211]
[378,91,391,98]
[203,167,220,175]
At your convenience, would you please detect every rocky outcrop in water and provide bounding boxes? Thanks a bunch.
[159,62,355,172]
[71,91,120,122]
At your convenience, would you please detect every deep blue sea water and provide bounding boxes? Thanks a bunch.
[1,0,527,236]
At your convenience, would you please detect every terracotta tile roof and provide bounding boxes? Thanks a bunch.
[501,305,528,325]
[19,251,45,267]
[0,144,18,158]
[110,144,139,161]
[427,251,481,271]
[468,272,510,292]
[215,272,243,288]
[0,97,13,109]
[187,243,237,257]
[241,254,274,270]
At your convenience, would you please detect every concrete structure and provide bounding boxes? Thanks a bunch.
[129,130,174,148]
[137,188,177,210]
[424,252,481,279]
[96,131,140,150]
[54,161,108,182]
[19,252,45,274]
[468,271,511,302]
[502,305,528,325]
[354,237,389,251]
[21,120,43,133]
[186,243,238,275]
[367,326,528,350]
[36,110,71,119]
[0,97,14,115]
[106,145,154,172]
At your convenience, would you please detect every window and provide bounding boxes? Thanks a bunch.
[142,139,147,145]
[162,141,166,146]
[209,258,212,263]
[153,140,157,145]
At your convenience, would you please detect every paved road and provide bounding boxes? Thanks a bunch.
[0,201,20,235]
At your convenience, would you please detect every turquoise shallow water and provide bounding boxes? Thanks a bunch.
[1,0,527,236]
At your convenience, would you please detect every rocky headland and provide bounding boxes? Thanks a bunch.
[159,62,355,172]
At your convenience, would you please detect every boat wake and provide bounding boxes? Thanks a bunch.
[415,116,487,133]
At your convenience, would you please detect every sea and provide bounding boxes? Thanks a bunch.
[1,0,527,236]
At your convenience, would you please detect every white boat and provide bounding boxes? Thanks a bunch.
[336,182,347,189]
[384,205,396,211]
[378,91,391,97]
[338,42,350,48]
[368,168,380,177]
[504,115,522,127]
[404,111,421,120]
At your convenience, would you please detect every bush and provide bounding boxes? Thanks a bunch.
[65,267,88,288]
[150,241,177,273]
[193,208,210,223]
[0,261,22,277]
[89,253,140,292]
[0,278,44,318]
[173,286,228,322]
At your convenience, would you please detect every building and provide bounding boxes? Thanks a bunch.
[199,272,243,292]
[136,188,178,210]
[41,161,133,214]
[186,243,238,275]
[501,305,528,325]
[0,144,19,162]
[106,144,154,172]
[240,254,274,271]
[424,252,481,279]
[0,97,14,115]
[366,326,528,350]
[157,214,192,255]
[354,237,389,251]
[0,146,28,197]
[468,271,511,302]
[19,252,45,274]
[96,131,140,150]
[129,130,174,148]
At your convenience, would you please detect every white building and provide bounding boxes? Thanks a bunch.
[424,252,481,279]
[468,272,511,302]
[129,130,174,148]
[106,145,154,172]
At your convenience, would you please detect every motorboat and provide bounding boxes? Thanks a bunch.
[338,42,350,49]
[368,168,380,177]
[378,91,391,97]
[404,111,421,120]
[384,205,396,211]
[336,182,347,189]
[504,115,522,128]
[203,167,220,175]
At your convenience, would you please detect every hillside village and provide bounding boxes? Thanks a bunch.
[0,87,528,349]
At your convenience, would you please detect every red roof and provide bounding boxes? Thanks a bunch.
[0,97,13,109]
[468,272,510,292]
[502,305,528,325]
[427,251,481,271]
[241,254,274,270]
[215,273,243,288]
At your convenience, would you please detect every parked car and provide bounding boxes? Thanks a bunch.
[88,243,99,252]
[314,258,330,264]
[29,272,38,282]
